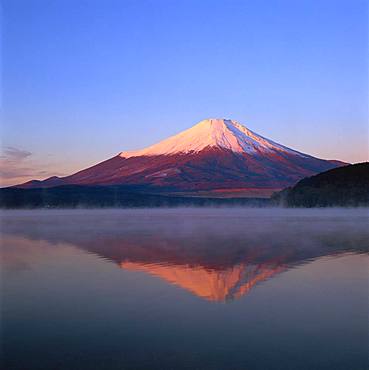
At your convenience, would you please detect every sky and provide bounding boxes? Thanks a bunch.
[1,0,368,186]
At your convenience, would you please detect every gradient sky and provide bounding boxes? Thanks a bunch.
[1,0,368,186]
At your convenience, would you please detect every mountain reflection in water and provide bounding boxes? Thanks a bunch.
[121,261,285,301]
[2,208,368,302]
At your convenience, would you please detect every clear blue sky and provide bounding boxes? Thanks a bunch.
[2,0,368,185]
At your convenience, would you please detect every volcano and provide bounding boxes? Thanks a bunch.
[18,118,345,196]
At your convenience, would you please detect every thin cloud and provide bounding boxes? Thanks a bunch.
[0,146,66,187]
[1,146,32,161]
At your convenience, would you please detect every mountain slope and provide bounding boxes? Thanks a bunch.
[16,118,345,193]
[272,162,369,207]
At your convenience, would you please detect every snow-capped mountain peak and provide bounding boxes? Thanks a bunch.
[119,118,305,158]
[16,117,344,193]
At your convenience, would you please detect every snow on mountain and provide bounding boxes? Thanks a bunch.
[120,118,308,158]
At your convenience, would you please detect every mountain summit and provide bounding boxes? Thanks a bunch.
[120,119,305,159]
[17,118,346,196]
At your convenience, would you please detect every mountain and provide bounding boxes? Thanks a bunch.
[272,162,369,207]
[16,118,345,195]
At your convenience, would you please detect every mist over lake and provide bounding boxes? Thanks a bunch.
[1,208,368,370]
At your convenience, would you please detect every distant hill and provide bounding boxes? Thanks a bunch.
[272,162,369,207]
[0,185,269,209]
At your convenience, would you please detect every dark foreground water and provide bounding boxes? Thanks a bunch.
[1,208,368,370]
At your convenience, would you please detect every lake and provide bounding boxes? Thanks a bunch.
[1,208,368,370]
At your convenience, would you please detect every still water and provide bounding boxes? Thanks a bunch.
[1,208,368,370]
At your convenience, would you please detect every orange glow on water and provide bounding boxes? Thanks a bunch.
[120,261,285,302]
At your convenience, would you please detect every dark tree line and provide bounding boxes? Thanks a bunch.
[272,162,369,207]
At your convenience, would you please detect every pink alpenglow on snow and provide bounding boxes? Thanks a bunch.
[120,119,308,158]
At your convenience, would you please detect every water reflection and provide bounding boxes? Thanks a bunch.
[2,208,368,302]
[121,260,286,301]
